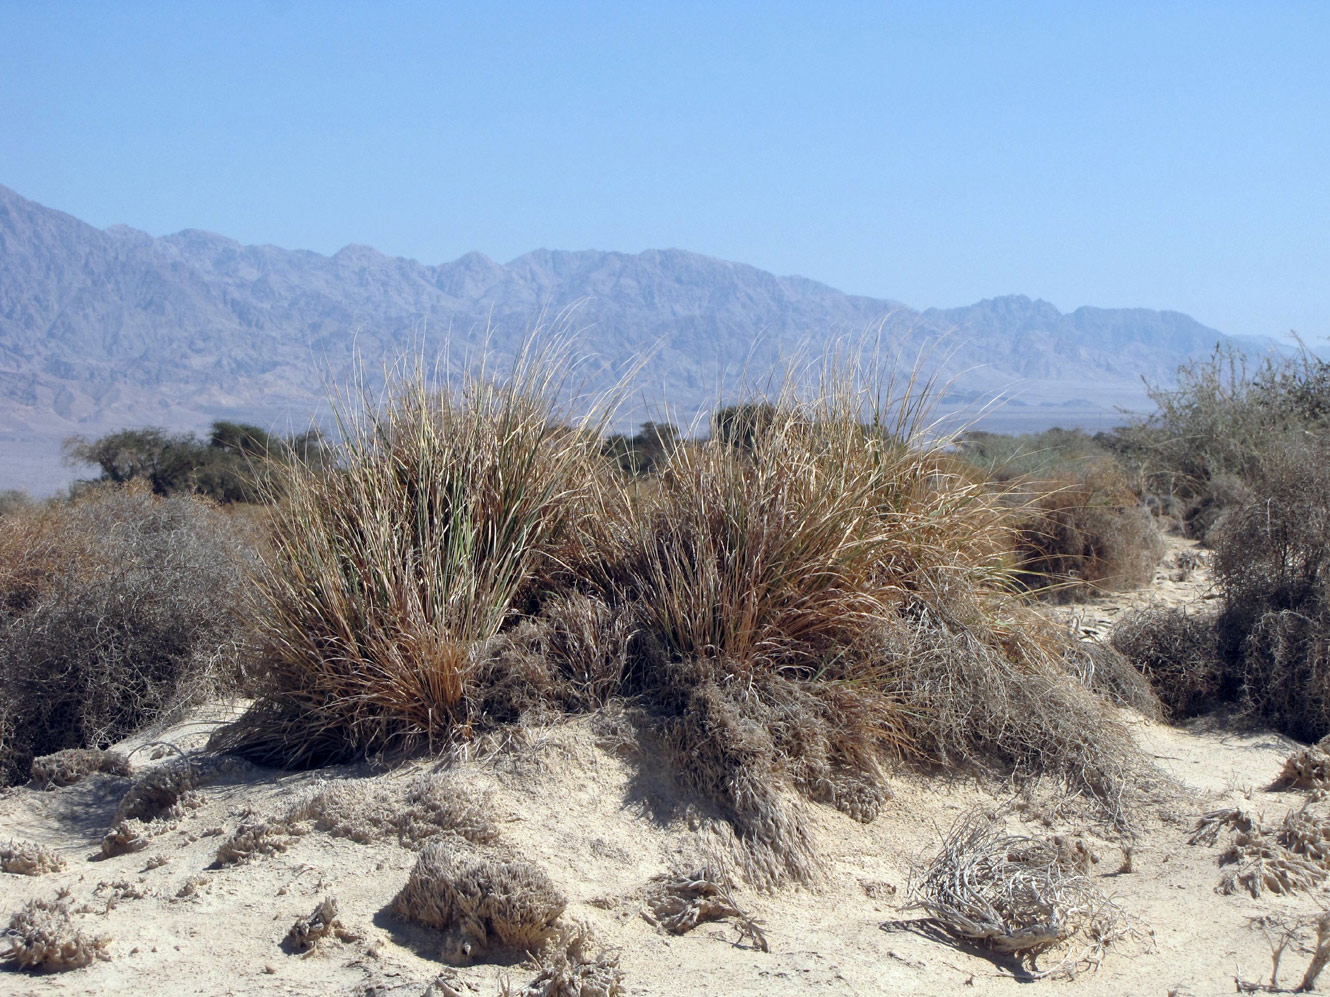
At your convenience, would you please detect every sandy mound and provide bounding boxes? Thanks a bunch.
[4,537,1329,994]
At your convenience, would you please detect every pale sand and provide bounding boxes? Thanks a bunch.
[3,535,1325,996]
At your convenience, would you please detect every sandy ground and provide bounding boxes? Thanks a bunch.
[4,535,1329,996]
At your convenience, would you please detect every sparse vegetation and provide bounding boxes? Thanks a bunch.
[0,487,258,786]
[1114,434,1330,741]
[1112,342,1330,539]
[3,896,110,971]
[207,350,1151,886]
[392,840,567,962]
[909,812,1139,978]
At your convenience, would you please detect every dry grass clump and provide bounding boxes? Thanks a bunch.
[1191,806,1330,897]
[216,351,610,768]
[1111,607,1226,719]
[507,923,626,997]
[29,748,131,789]
[1012,470,1164,602]
[1062,642,1164,720]
[0,487,256,786]
[210,348,1152,884]
[3,896,110,971]
[0,839,66,876]
[392,840,566,963]
[910,812,1139,978]
[283,896,359,954]
[642,865,768,951]
[879,611,1146,828]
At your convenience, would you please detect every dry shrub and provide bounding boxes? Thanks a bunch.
[1062,641,1164,720]
[1205,438,1330,741]
[283,896,358,954]
[0,487,256,786]
[642,865,768,951]
[392,840,566,963]
[214,816,302,866]
[510,923,625,997]
[215,350,612,768]
[1276,745,1330,793]
[29,748,131,789]
[880,610,1145,827]
[910,813,1139,978]
[0,840,66,876]
[101,818,155,858]
[1191,806,1330,897]
[216,773,496,866]
[3,897,110,971]
[1244,912,1330,994]
[1110,607,1226,719]
[1012,469,1163,602]
[591,380,1140,876]
[114,754,247,824]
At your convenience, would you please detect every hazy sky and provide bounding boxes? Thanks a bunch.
[2,1,1326,339]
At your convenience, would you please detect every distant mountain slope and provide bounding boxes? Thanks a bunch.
[0,183,1235,491]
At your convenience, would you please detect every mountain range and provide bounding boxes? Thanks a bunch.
[0,183,1243,492]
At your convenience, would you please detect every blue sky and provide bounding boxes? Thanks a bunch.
[2,1,1327,339]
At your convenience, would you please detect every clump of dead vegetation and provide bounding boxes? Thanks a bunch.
[0,839,66,876]
[1062,642,1163,720]
[283,896,359,954]
[0,487,256,787]
[642,864,768,951]
[1111,607,1226,719]
[1011,469,1163,603]
[99,753,249,858]
[1276,743,1330,795]
[1191,806,1330,897]
[202,347,1154,885]
[1239,912,1330,994]
[216,772,496,865]
[392,839,567,963]
[29,747,131,789]
[909,812,1142,978]
[3,895,111,971]
[505,923,626,997]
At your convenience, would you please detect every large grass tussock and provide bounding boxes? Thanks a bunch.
[216,348,1150,882]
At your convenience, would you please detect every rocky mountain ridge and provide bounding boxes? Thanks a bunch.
[0,183,1238,491]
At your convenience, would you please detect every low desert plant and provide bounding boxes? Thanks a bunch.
[643,864,767,951]
[29,748,132,789]
[0,488,257,786]
[507,923,626,997]
[3,897,110,971]
[392,840,566,963]
[909,812,1139,978]
[1191,805,1330,898]
[216,349,612,767]
[1011,469,1163,601]
[1111,608,1226,719]
[0,840,66,876]
[216,772,496,865]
